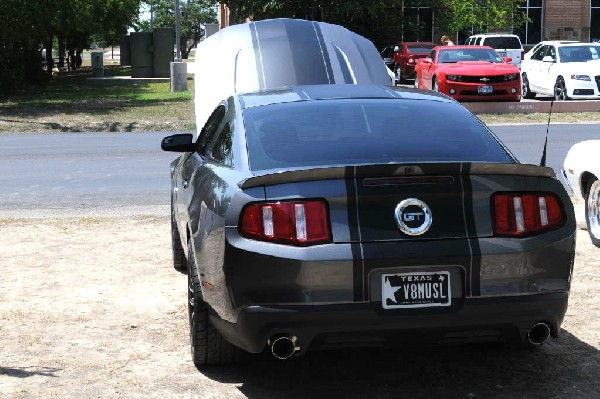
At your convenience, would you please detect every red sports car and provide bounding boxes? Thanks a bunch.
[414,45,521,102]
[391,42,436,83]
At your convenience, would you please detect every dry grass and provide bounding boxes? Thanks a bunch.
[0,66,195,133]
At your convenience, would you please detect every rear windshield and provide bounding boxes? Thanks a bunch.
[407,45,435,53]
[243,99,513,171]
[482,37,522,50]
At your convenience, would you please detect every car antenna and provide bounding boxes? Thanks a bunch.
[540,99,554,167]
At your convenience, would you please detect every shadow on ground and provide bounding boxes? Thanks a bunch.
[200,329,599,399]
[0,366,62,378]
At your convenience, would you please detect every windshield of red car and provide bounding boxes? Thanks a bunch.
[243,99,513,171]
[438,49,504,63]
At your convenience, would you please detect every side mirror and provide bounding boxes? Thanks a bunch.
[393,46,400,52]
[542,55,554,63]
[161,133,196,152]
[503,57,513,63]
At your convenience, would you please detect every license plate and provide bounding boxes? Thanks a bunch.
[478,85,493,94]
[498,51,506,57]
[382,271,451,309]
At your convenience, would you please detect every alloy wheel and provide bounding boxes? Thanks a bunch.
[586,179,600,246]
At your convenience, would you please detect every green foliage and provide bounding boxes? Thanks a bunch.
[210,0,527,49]
[438,0,528,35]
[0,0,141,95]
[140,0,217,58]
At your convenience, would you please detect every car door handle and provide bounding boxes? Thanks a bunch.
[182,179,188,189]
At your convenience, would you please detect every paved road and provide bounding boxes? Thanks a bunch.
[1,125,599,215]
[0,132,176,217]
[491,123,600,179]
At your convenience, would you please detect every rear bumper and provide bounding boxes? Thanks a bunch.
[211,292,569,354]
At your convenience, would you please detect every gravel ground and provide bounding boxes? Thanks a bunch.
[0,199,598,399]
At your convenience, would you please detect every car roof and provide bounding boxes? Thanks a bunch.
[469,33,519,37]
[401,42,436,45]
[557,42,600,47]
[437,45,494,50]
[237,84,453,109]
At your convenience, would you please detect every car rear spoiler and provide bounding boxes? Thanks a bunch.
[239,162,556,189]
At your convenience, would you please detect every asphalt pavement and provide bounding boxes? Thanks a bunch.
[1,124,599,217]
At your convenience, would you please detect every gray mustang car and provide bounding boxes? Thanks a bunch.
[162,84,576,367]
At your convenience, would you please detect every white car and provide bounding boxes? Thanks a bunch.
[521,42,600,100]
[523,40,579,61]
[563,140,600,247]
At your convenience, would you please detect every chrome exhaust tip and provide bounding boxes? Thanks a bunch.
[268,335,298,360]
[527,322,551,346]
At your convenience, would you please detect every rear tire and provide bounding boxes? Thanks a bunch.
[521,73,536,99]
[171,202,187,272]
[187,240,238,366]
[392,63,400,84]
[585,178,600,247]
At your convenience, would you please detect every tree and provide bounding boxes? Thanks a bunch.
[209,1,528,50]
[437,0,529,38]
[141,0,217,59]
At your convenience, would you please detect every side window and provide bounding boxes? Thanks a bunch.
[548,46,557,61]
[209,122,233,166]
[197,105,226,157]
[476,37,483,45]
[531,45,548,61]
[429,49,436,61]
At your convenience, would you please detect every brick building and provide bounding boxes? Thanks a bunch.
[542,0,599,42]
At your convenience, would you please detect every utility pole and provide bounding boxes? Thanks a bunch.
[170,0,187,92]
[175,0,181,61]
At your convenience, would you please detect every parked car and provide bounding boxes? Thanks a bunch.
[524,40,579,61]
[384,42,437,83]
[414,45,521,101]
[194,18,390,137]
[380,45,396,70]
[563,140,600,247]
[162,83,576,367]
[465,33,524,68]
[520,42,600,100]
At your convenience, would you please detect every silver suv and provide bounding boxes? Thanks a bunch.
[465,33,524,68]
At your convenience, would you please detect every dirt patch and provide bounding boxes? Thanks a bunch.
[1,201,598,399]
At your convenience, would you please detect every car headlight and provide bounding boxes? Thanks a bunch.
[446,75,458,81]
[504,74,518,81]
[570,74,591,81]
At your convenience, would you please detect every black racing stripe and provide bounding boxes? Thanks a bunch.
[332,46,354,83]
[355,164,473,302]
[345,166,363,302]
[312,22,334,83]
[461,163,481,296]
[249,22,265,89]
[252,19,330,88]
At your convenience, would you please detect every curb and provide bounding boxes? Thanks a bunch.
[463,100,600,114]
[87,77,170,86]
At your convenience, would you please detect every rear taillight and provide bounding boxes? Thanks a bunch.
[240,200,331,245]
[492,193,564,237]
[408,57,415,64]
